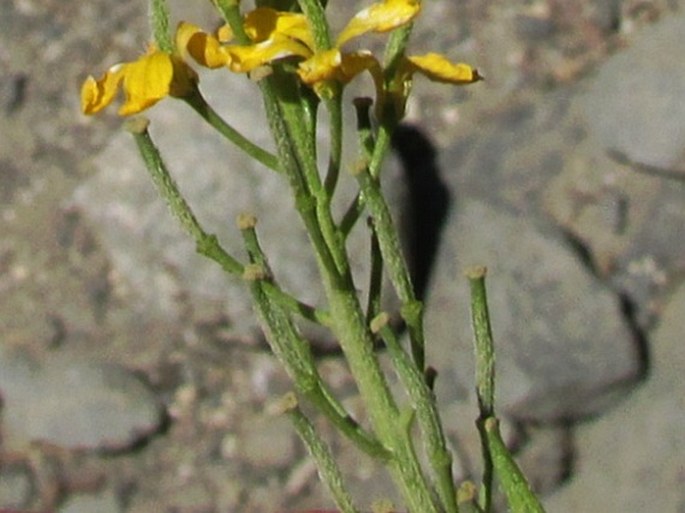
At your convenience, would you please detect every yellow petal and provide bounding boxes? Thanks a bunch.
[338,51,382,84]
[226,35,312,73]
[298,49,381,85]
[119,51,176,115]
[176,22,231,69]
[337,0,420,47]
[297,49,342,84]
[406,53,482,84]
[80,64,125,115]
[244,7,314,49]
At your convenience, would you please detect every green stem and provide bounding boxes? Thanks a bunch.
[149,0,173,53]
[340,193,364,239]
[468,268,545,513]
[467,266,495,417]
[254,277,388,458]
[262,84,419,483]
[373,313,459,513]
[366,219,383,322]
[368,121,394,180]
[211,0,249,44]
[380,21,414,125]
[326,287,439,513]
[296,0,332,51]
[466,266,495,512]
[239,215,389,459]
[354,165,425,369]
[126,118,228,254]
[339,97,376,240]
[383,21,413,75]
[264,89,439,505]
[269,285,331,326]
[283,393,361,513]
[183,91,281,173]
[264,69,348,281]
[324,91,343,196]
[484,418,546,513]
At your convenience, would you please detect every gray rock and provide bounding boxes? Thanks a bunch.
[426,198,641,423]
[59,490,122,513]
[582,14,685,171]
[438,89,580,219]
[610,181,685,325]
[0,348,164,452]
[0,459,34,510]
[545,281,685,512]
[579,12,685,322]
[544,12,685,327]
[235,415,298,470]
[515,424,573,495]
[541,126,683,328]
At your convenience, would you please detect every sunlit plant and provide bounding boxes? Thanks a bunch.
[81,1,545,512]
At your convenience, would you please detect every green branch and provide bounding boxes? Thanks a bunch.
[354,165,425,369]
[467,267,546,513]
[373,313,459,513]
[183,92,281,173]
[282,393,361,513]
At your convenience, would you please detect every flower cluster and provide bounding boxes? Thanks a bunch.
[81,0,480,116]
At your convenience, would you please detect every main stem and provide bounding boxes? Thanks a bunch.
[262,71,439,513]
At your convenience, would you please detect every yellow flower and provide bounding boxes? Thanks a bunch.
[178,0,422,81]
[385,52,482,117]
[81,46,198,116]
[177,0,480,106]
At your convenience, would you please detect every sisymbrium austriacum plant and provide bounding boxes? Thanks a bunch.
[80,0,546,512]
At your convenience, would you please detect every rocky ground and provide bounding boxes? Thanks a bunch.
[1,0,684,512]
